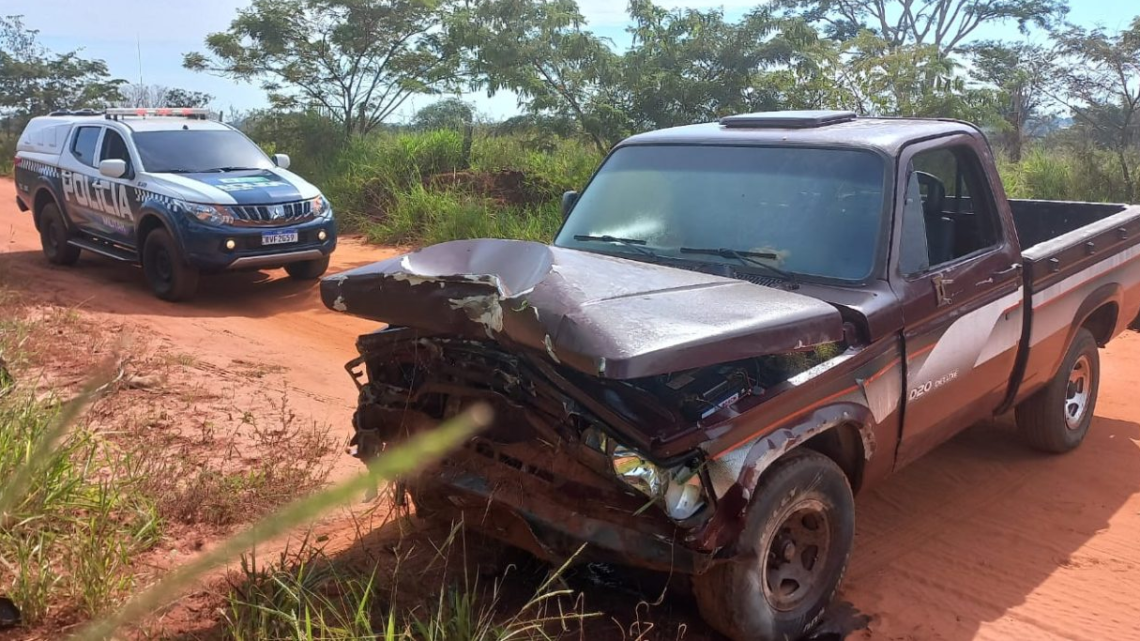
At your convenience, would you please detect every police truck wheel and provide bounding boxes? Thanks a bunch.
[142,229,199,302]
[693,449,854,641]
[284,256,330,280]
[39,204,80,266]
[1016,328,1100,453]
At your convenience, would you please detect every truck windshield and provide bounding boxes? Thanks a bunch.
[555,145,887,281]
[132,130,273,174]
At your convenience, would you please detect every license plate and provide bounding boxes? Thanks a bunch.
[262,229,298,245]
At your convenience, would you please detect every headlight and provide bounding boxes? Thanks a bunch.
[183,202,233,226]
[311,195,332,218]
[613,446,706,521]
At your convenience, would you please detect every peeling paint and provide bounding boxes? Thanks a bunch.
[448,294,504,338]
[543,335,561,363]
[332,295,348,312]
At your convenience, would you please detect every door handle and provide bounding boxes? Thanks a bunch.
[932,274,954,306]
[993,263,1022,277]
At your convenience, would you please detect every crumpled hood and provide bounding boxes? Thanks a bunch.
[321,239,844,379]
[145,168,319,205]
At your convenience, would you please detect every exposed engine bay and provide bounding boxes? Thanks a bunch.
[324,238,861,570]
[348,327,845,552]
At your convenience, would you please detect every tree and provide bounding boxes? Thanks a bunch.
[621,2,826,129]
[118,84,214,108]
[832,32,1001,120]
[447,0,626,151]
[1052,18,1140,200]
[184,0,459,138]
[778,0,1067,55]
[967,41,1055,161]
[411,97,474,130]
[0,15,124,117]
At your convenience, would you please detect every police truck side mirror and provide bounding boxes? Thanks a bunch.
[272,153,291,170]
[561,191,579,220]
[98,159,127,179]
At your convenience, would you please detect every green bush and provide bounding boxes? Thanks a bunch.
[245,120,602,246]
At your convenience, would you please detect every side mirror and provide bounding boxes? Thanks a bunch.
[98,159,127,179]
[272,153,291,170]
[561,191,579,220]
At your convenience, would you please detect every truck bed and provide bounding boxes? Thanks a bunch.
[1011,199,1140,401]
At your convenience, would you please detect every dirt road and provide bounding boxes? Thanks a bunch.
[3,179,1139,640]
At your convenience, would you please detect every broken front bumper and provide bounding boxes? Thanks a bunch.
[410,445,714,575]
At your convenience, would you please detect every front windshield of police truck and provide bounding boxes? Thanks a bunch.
[554,145,887,282]
[133,130,274,174]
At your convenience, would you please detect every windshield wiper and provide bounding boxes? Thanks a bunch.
[573,235,659,260]
[679,247,798,287]
[203,166,260,172]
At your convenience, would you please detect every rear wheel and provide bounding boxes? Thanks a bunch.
[284,256,330,280]
[142,228,199,302]
[1016,328,1100,453]
[693,449,854,641]
[39,203,80,266]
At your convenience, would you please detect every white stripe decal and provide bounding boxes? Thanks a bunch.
[1032,242,1140,308]
[916,288,1022,384]
[152,173,239,205]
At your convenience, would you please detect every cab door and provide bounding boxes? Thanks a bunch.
[58,125,105,233]
[92,128,138,244]
[893,137,1025,468]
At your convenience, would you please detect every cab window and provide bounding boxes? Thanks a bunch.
[899,146,1001,275]
[71,126,101,167]
[99,129,133,174]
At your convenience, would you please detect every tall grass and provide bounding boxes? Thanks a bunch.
[998,147,1140,203]
[252,126,601,246]
[0,387,161,624]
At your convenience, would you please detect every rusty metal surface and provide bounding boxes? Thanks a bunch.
[321,239,844,379]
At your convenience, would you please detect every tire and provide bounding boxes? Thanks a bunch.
[1016,328,1100,453]
[693,449,855,641]
[39,203,81,266]
[284,256,330,280]
[142,228,199,302]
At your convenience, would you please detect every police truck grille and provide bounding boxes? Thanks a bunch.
[230,200,314,226]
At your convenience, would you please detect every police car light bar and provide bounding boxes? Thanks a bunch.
[104,107,211,119]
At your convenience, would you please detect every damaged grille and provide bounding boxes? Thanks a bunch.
[230,200,313,226]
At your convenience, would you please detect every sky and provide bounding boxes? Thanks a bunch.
[5,0,1133,121]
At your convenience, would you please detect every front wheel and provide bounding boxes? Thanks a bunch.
[142,228,200,302]
[284,256,330,280]
[1016,328,1100,453]
[693,449,854,641]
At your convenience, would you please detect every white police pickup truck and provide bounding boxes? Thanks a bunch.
[13,108,338,301]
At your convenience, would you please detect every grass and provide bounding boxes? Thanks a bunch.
[220,522,596,641]
[258,126,601,246]
[0,389,162,624]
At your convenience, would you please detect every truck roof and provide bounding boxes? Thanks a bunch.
[618,113,981,156]
[26,113,231,132]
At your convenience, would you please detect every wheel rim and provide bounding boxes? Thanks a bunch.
[1065,354,1093,430]
[153,247,174,284]
[761,498,832,612]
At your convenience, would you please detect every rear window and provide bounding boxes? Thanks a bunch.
[132,130,272,174]
[70,126,101,167]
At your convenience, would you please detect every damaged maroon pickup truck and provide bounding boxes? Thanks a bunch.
[322,111,1140,640]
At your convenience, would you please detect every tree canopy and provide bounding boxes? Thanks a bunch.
[184,0,460,138]
[0,15,124,117]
